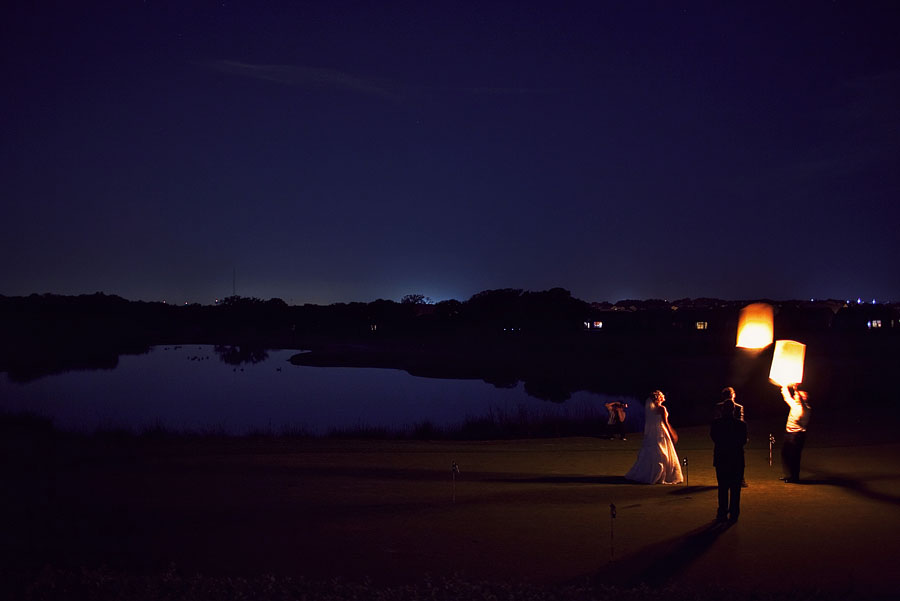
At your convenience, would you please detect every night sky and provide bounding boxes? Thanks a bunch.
[3,1,899,305]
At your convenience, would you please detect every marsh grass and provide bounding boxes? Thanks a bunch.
[2,402,619,441]
[325,404,615,440]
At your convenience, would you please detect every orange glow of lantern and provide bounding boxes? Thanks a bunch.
[769,340,806,386]
[736,302,774,349]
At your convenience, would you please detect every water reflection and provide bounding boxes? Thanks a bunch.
[0,345,635,436]
[214,345,269,365]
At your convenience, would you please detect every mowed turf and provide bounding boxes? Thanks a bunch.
[4,412,900,597]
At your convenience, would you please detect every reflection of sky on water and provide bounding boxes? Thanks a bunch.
[0,345,637,435]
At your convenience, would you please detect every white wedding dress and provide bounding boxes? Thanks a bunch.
[625,401,683,484]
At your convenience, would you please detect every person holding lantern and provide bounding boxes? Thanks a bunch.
[780,384,810,483]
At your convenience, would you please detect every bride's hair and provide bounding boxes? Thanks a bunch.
[647,390,664,406]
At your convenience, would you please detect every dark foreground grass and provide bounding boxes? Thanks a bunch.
[0,566,883,601]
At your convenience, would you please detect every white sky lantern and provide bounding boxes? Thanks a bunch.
[736,302,774,349]
[769,340,806,386]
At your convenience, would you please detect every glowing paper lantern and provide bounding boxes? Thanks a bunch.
[769,340,806,386]
[736,302,774,349]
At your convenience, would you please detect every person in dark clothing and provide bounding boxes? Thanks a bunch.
[714,386,745,420]
[715,386,749,487]
[710,398,748,522]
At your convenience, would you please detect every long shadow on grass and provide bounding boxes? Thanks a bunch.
[669,485,718,495]
[580,520,734,588]
[488,478,720,492]
[795,469,900,506]
[488,475,633,485]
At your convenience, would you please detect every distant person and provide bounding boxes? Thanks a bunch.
[625,390,683,484]
[714,387,748,487]
[604,401,628,440]
[780,385,810,483]
[711,398,748,522]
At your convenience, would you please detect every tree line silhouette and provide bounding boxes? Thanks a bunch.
[1,290,898,420]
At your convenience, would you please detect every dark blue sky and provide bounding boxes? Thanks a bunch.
[3,1,899,305]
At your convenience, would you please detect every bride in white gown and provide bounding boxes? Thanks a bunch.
[625,390,683,484]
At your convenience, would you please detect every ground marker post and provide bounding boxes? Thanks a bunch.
[609,502,616,561]
[682,456,689,487]
[451,461,459,503]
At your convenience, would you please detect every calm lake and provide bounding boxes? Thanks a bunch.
[0,344,635,435]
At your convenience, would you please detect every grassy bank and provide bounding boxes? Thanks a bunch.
[2,404,620,442]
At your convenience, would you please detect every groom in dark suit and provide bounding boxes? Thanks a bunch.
[711,398,748,523]
[714,386,744,420]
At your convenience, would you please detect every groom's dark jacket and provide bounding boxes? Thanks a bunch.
[710,415,748,471]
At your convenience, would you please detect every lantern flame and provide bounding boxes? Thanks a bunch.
[769,340,806,386]
[736,303,774,349]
